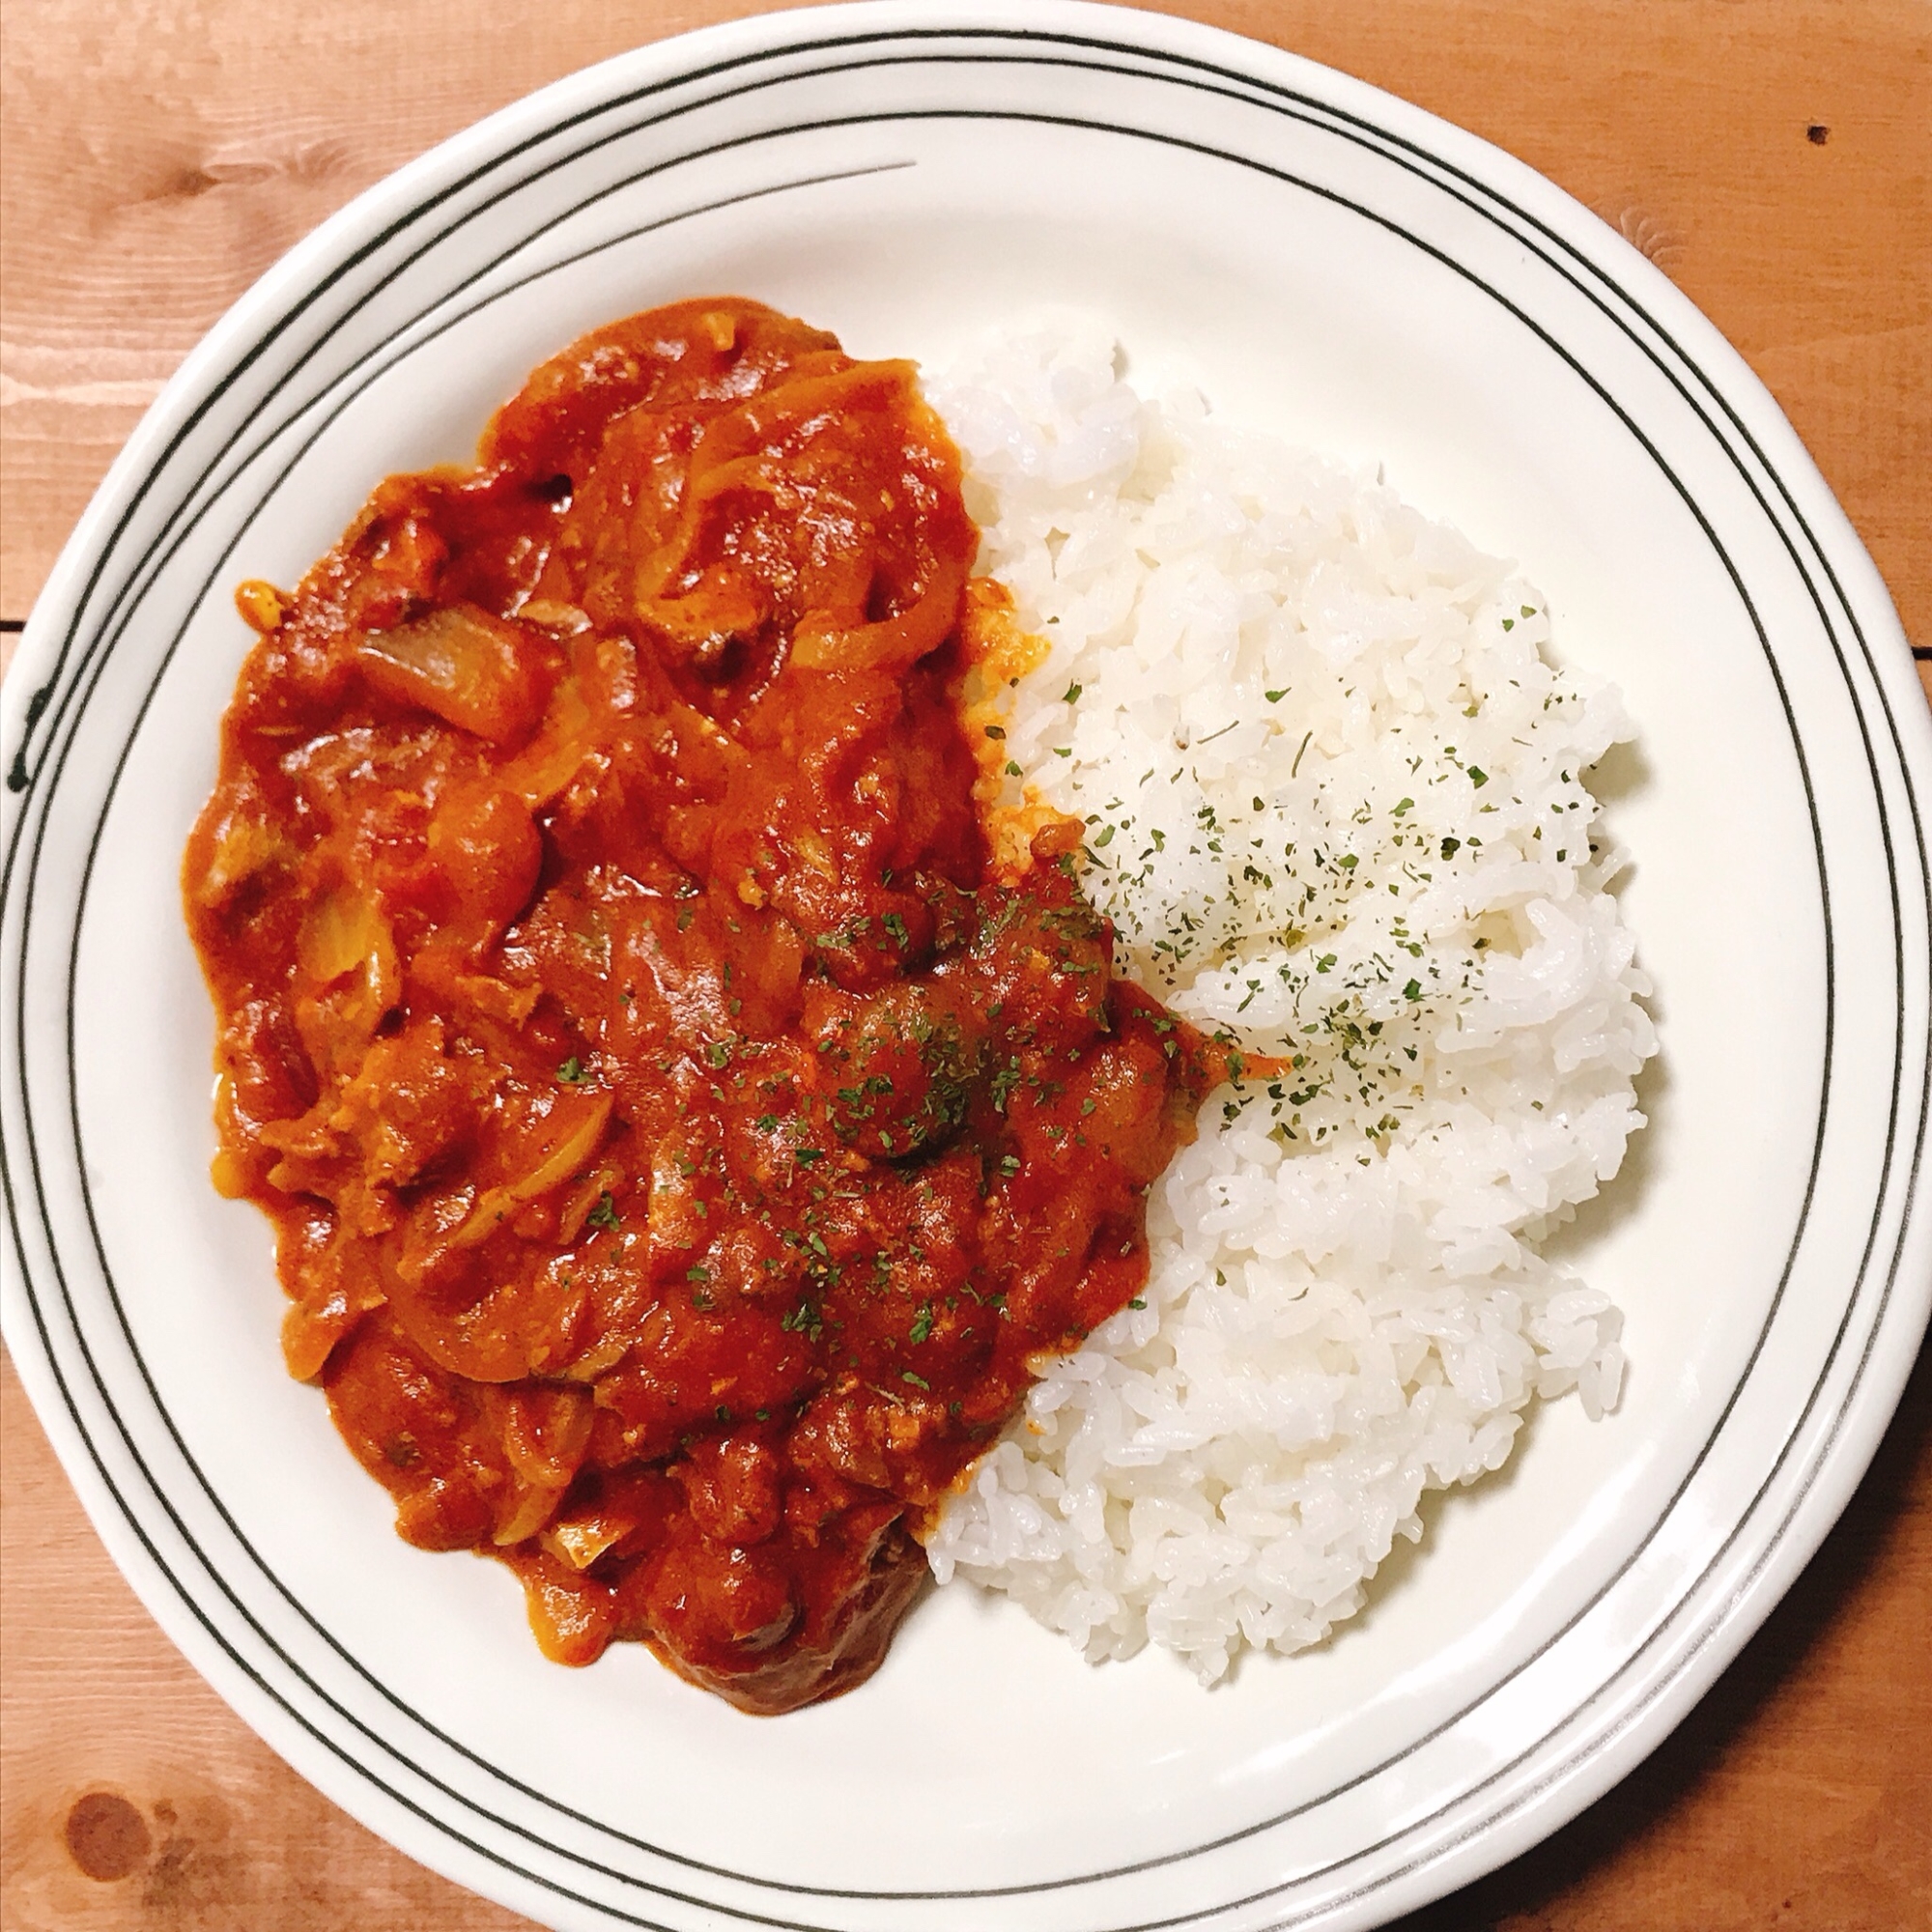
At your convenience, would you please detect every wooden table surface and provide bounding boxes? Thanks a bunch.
[3,1,1927,1926]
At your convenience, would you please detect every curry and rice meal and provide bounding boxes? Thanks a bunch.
[184,298,1654,1712]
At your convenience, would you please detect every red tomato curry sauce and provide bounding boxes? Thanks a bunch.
[184,298,1226,1713]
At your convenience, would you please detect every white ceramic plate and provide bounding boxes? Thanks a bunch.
[5,5,1929,1927]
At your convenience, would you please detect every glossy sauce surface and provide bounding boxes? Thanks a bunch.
[184,299,1223,1712]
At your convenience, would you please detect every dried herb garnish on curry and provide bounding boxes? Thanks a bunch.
[183,298,1232,1713]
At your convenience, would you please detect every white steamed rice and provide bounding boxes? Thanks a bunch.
[923,323,1657,1683]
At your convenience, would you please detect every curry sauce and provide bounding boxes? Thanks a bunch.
[184,298,1225,1712]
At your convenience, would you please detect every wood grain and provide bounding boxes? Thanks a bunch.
[3,2,1928,1927]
